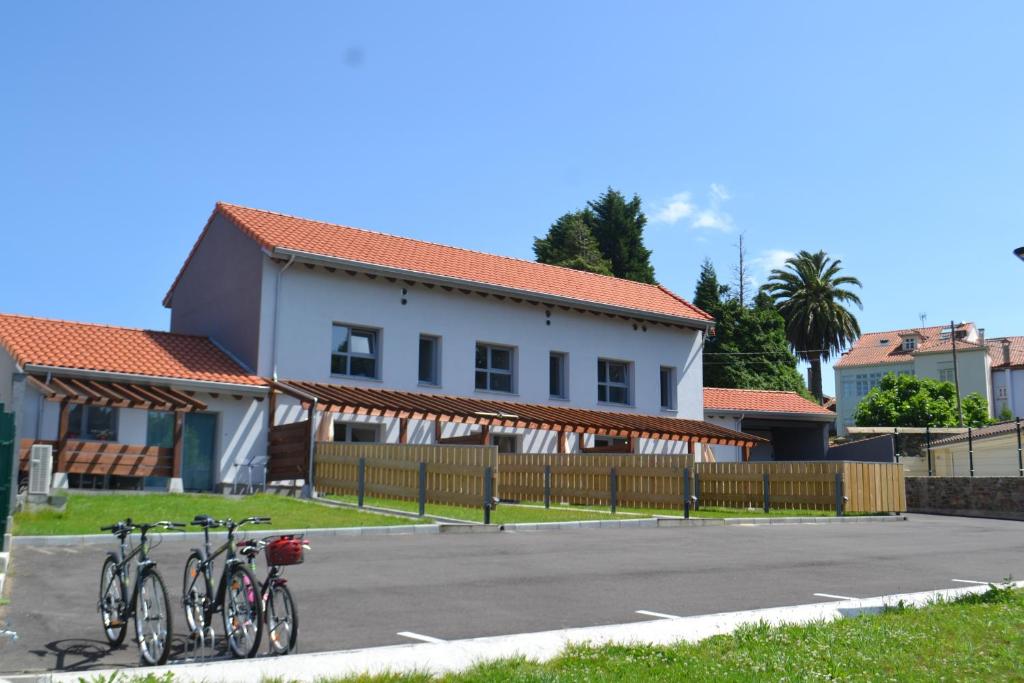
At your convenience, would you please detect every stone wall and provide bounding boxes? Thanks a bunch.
[905,476,1024,521]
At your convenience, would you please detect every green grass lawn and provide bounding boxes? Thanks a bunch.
[329,586,1024,682]
[326,494,847,523]
[13,493,425,536]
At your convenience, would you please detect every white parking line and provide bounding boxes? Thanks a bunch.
[396,631,446,644]
[951,579,990,585]
[636,610,683,620]
[32,547,54,555]
[813,593,858,600]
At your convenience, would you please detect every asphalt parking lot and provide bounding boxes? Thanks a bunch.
[1,514,1021,674]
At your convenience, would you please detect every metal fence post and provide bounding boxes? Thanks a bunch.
[418,462,427,517]
[893,427,900,464]
[694,473,701,511]
[925,426,932,477]
[967,426,975,478]
[357,457,366,508]
[544,464,551,508]
[609,467,618,514]
[1017,417,1022,477]
[835,472,844,517]
[762,472,770,514]
[683,467,691,519]
[483,465,493,525]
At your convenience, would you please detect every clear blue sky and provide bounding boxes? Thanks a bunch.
[3,2,1023,395]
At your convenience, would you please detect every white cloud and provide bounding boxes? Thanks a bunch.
[651,183,734,232]
[651,192,695,224]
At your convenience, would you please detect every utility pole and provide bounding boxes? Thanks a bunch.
[950,319,964,427]
[734,232,748,307]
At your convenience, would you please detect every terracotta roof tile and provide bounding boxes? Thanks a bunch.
[164,203,713,324]
[834,323,984,369]
[988,337,1024,369]
[0,313,264,386]
[703,387,834,415]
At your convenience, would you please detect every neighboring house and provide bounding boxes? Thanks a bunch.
[0,202,762,493]
[929,420,1024,477]
[988,336,1024,418]
[834,323,993,435]
[703,388,835,461]
[0,314,268,492]
[164,202,746,456]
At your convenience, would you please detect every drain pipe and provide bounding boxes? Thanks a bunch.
[271,254,296,382]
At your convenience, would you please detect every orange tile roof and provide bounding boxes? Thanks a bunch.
[834,323,985,368]
[988,337,1024,369]
[164,203,713,325]
[703,387,834,416]
[0,313,265,386]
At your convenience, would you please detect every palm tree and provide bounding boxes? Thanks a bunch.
[761,250,862,402]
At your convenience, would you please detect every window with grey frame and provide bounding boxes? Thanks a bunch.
[549,352,567,399]
[659,366,676,410]
[597,358,631,405]
[332,422,381,443]
[331,324,379,378]
[67,405,118,441]
[475,343,514,393]
[419,335,440,385]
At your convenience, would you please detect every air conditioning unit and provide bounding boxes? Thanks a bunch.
[28,444,53,497]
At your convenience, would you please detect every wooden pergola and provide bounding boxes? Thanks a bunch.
[269,379,763,457]
[22,373,208,481]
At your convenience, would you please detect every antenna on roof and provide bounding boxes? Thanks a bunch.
[919,312,927,327]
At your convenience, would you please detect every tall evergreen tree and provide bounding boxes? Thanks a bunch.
[693,258,729,316]
[586,188,656,283]
[533,211,613,275]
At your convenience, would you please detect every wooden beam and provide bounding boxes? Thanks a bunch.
[172,411,185,480]
[434,419,442,443]
[268,390,277,428]
[56,400,71,473]
[558,430,568,454]
[399,417,409,444]
[742,445,752,462]
[480,424,491,445]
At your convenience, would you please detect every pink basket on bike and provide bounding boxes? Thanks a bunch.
[265,535,305,566]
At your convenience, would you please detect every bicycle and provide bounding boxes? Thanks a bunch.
[181,515,270,658]
[98,518,185,665]
[239,534,308,655]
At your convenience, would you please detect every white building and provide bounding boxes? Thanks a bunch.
[988,337,1024,418]
[1,202,762,492]
[834,322,993,434]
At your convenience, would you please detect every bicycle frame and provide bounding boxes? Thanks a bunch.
[185,517,268,631]
[101,528,158,625]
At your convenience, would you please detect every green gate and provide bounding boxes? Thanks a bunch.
[0,404,14,542]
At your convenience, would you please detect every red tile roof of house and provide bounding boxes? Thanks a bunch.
[0,313,265,386]
[164,203,713,325]
[703,387,834,416]
[834,323,986,369]
[988,337,1024,369]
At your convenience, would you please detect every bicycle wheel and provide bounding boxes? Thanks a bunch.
[182,551,211,635]
[135,568,173,666]
[98,556,127,646]
[265,582,298,655]
[222,564,263,658]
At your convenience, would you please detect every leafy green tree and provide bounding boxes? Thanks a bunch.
[586,188,656,283]
[761,250,862,402]
[854,374,992,427]
[697,261,809,396]
[533,211,613,276]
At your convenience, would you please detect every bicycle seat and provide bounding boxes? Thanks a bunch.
[191,515,220,528]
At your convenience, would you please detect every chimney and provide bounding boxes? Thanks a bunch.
[1003,338,1012,365]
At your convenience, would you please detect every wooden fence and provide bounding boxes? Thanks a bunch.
[312,444,905,514]
[315,442,497,508]
[19,438,173,477]
[267,420,311,482]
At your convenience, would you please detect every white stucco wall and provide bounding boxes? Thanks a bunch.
[703,414,744,462]
[263,264,705,420]
[932,433,1023,477]
[834,362,913,434]
[991,368,1024,418]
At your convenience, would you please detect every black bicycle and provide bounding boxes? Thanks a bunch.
[239,534,307,655]
[181,515,270,658]
[98,518,185,665]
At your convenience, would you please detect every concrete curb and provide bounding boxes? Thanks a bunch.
[30,579,1022,683]
[8,514,908,546]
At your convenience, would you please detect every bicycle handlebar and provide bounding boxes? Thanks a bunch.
[100,520,186,534]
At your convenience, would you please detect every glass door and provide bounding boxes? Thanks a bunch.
[183,413,218,492]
